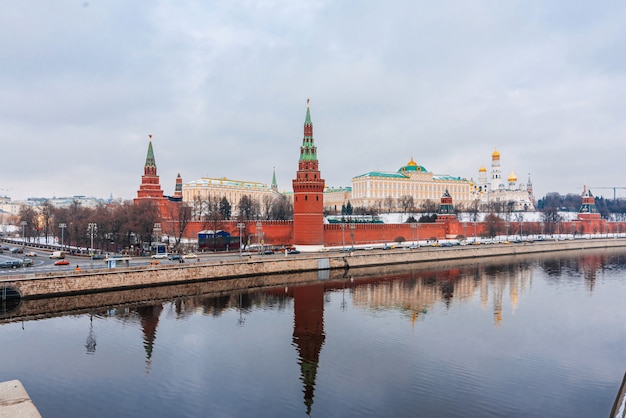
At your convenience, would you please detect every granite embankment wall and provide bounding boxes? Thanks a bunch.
[3,238,626,299]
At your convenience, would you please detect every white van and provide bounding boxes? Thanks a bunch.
[49,251,66,259]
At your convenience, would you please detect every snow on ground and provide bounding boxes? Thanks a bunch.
[379,211,577,224]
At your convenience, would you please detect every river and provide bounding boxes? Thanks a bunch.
[1,248,625,417]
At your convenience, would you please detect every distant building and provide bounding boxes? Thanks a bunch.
[473,148,535,211]
[349,157,474,210]
[323,186,351,214]
[182,168,282,219]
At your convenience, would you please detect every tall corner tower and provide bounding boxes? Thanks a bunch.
[136,134,164,201]
[292,99,325,248]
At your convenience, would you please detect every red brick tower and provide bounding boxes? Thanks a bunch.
[577,185,604,235]
[135,134,164,201]
[436,189,461,238]
[172,172,183,200]
[292,99,325,249]
[578,185,600,220]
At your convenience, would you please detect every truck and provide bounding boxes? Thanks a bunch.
[49,251,66,259]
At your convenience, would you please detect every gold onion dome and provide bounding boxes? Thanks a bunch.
[407,157,418,166]
[479,166,487,173]
[508,171,517,183]
[492,148,500,159]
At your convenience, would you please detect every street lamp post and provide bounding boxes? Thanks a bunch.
[237,223,245,256]
[59,223,66,250]
[20,221,27,248]
[473,221,478,243]
[350,223,356,249]
[417,223,421,247]
[87,223,97,259]
[256,221,263,252]
[341,222,346,251]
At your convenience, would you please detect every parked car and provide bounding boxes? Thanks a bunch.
[0,260,21,268]
[54,259,70,266]
[21,258,34,267]
[9,247,23,254]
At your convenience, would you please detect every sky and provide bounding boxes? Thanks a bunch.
[2,0,626,202]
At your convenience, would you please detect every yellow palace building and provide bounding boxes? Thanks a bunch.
[347,157,474,211]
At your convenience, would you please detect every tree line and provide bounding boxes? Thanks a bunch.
[13,193,294,253]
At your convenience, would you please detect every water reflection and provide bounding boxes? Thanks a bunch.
[291,284,325,415]
[85,314,96,355]
[2,248,625,416]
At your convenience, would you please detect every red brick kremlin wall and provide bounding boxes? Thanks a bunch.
[178,217,625,249]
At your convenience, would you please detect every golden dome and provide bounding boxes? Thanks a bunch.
[479,166,487,173]
[492,148,500,159]
[407,156,417,167]
[508,170,517,183]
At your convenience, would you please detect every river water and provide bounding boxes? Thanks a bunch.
[1,248,626,417]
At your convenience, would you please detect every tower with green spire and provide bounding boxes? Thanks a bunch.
[292,99,325,248]
[136,134,164,200]
[271,167,278,192]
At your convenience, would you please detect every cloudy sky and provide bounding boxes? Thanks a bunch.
[2,1,626,202]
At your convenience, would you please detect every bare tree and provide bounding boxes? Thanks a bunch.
[261,195,273,220]
[238,195,259,221]
[484,213,504,238]
[170,203,192,251]
[400,195,414,214]
[39,201,54,244]
[420,199,438,218]
[384,196,395,213]
[270,194,293,220]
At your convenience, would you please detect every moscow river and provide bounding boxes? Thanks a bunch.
[2,248,626,417]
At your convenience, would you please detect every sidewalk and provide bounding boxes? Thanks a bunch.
[0,380,41,418]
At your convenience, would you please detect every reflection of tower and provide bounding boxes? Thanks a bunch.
[137,304,163,371]
[292,283,326,415]
[493,278,503,327]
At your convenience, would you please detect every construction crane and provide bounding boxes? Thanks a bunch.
[591,187,626,201]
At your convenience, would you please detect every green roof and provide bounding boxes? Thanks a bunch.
[145,140,156,168]
[354,171,408,179]
[299,101,317,161]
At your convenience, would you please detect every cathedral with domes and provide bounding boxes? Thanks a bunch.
[473,148,535,211]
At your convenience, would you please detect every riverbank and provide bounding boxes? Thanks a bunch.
[0,380,41,418]
[2,237,626,300]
